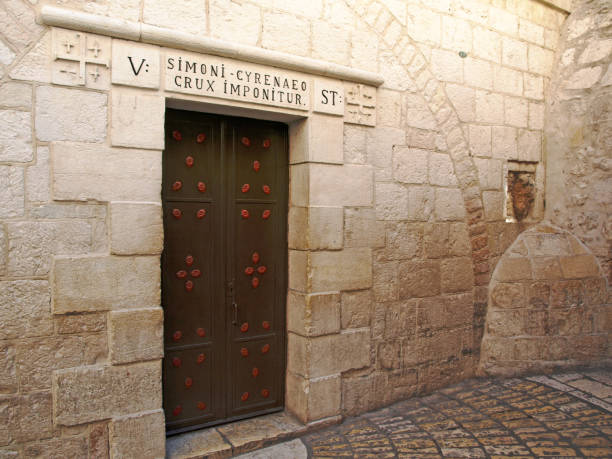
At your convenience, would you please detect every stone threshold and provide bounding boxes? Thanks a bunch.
[166,411,341,458]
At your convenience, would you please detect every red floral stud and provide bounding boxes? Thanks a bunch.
[191,269,201,278]
[185,255,194,266]
[172,357,182,368]
[241,137,251,147]
[241,183,250,193]
[252,252,260,264]
[262,185,271,194]
[241,209,249,219]
[172,208,182,219]
[253,160,261,172]
[257,266,267,274]
[261,389,270,398]
[261,344,270,354]
[252,277,260,288]
[173,331,182,341]
[197,401,206,410]
[185,377,193,389]
[262,139,271,148]
[197,181,207,193]
[197,353,206,364]
[196,209,206,219]
[244,267,254,276]
[172,181,182,191]
[252,367,259,377]
[196,133,206,143]
[185,156,194,168]
[172,405,182,416]
[241,392,249,401]
[262,321,270,330]
[176,270,187,279]
[185,280,194,292]
[240,347,249,357]
[262,210,271,220]
[172,130,182,141]
[240,322,249,333]
[196,327,205,337]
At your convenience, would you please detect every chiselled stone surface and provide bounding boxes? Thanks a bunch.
[310,248,372,292]
[111,92,164,149]
[109,308,163,364]
[35,86,107,142]
[53,255,160,313]
[2,392,53,444]
[109,410,165,458]
[0,166,24,218]
[0,280,52,340]
[110,202,163,255]
[0,110,32,162]
[51,142,162,202]
[53,361,162,426]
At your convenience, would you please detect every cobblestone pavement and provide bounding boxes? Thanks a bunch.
[237,369,612,458]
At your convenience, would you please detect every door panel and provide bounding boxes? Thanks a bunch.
[162,109,287,434]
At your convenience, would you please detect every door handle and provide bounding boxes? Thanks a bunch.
[232,302,238,325]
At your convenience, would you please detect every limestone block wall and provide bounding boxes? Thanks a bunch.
[481,223,611,375]
[545,0,612,285]
[0,0,576,455]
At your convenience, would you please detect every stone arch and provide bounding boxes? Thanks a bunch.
[480,222,610,376]
[348,0,492,359]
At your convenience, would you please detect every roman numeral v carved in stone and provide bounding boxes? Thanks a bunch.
[128,56,146,76]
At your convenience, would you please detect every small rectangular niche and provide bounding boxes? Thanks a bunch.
[505,161,540,223]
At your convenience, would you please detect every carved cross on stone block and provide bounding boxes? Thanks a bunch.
[344,83,377,126]
[52,28,111,89]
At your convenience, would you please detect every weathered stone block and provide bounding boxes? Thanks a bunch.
[465,57,494,90]
[0,344,17,394]
[262,11,310,56]
[309,164,373,207]
[435,188,466,221]
[22,436,88,459]
[308,206,343,250]
[310,248,372,292]
[0,82,32,110]
[287,291,340,337]
[7,220,93,276]
[55,313,106,334]
[384,299,417,339]
[341,290,372,329]
[0,109,32,162]
[0,280,52,340]
[373,260,399,302]
[143,0,206,34]
[399,260,441,298]
[210,0,260,46]
[53,361,162,426]
[476,91,504,124]
[111,92,165,150]
[531,256,563,280]
[490,282,525,309]
[440,257,474,293]
[2,392,52,443]
[343,124,367,164]
[429,152,458,186]
[446,84,475,122]
[492,126,517,159]
[109,308,163,364]
[559,255,600,279]
[288,329,370,378]
[16,334,107,392]
[0,166,24,218]
[51,142,162,202]
[35,86,106,142]
[469,124,492,157]
[376,182,409,220]
[494,257,532,282]
[53,255,160,313]
[483,190,505,221]
[305,114,344,164]
[367,126,405,178]
[378,222,423,262]
[502,36,528,70]
[393,146,428,184]
[344,208,385,248]
[286,373,341,423]
[110,202,163,255]
[109,410,165,459]
[26,146,50,203]
[505,96,528,128]
[517,129,541,162]
[408,185,435,221]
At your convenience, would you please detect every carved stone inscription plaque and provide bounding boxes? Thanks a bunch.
[165,50,311,111]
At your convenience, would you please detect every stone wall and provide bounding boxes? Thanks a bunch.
[0,0,581,456]
[481,223,611,375]
[544,0,612,285]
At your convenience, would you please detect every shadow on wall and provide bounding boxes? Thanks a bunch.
[480,222,611,376]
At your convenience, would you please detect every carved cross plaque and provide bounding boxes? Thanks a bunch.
[52,28,110,89]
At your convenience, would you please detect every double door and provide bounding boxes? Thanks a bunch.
[162,109,287,434]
